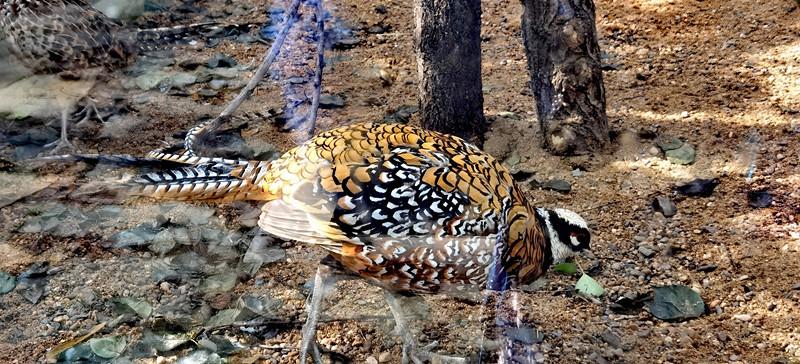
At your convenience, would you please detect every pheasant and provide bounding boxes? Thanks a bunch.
[128,122,592,362]
[0,0,227,152]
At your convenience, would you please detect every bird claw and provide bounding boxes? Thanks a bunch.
[401,341,467,364]
[300,338,324,364]
[42,137,77,155]
[401,340,436,364]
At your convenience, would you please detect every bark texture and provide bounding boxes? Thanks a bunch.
[521,0,609,155]
[414,0,486,142]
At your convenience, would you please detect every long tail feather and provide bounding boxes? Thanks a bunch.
[33,152,273,202]
[131,153,273,202]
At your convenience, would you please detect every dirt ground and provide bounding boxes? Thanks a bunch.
[0,0,798,363]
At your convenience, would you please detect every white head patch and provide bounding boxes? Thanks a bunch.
[553,208,588,229]
[536,208,575,263]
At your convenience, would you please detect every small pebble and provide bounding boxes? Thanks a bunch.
[366,356,378,364]
[733,314,752,322]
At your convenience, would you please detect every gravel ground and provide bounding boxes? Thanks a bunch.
[0,0,798,363]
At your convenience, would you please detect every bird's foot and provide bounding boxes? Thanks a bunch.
[400,339,436,364]
[42,137,77,155]
[399,340,466,364]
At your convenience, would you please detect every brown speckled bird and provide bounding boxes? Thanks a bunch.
[131,122,591,362]
[0,0,221,152]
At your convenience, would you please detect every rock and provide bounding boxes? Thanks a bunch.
[172,227,192,245]
[747,190,773,208]
[600,329,622,349]
[14,145,44,160]
[208,80,228,90]
[178,59,203,70]
[243,235,286,268]
[111,230,148,248]
[176,350,222,364]
[512,170,535,182]
[135,70,171,90]
[0,272,16,294]
[505,326,544,344]
[94,205,122,219]
[537,179,572,193]
[93,0,145,19]
[378,352,391,363]
[652,196,677,217]
[208,67,240,79]
[367,25,386,34]
[319,94,346,109]
[588,351,609,364]
[199,272,238,295]
[150,229,177,256]
[382,105,419,124]
[503,151,520,168]
[174,206,216,226]
[638,245,656,258]
[196,89,218,98]
[8,126,59,146]
[680,111,690,118]
[696,264,717,273]
[170,72,197,88]
[656,136,684,151]
[366,356,379,364]
[675,178,720,197]
[287,76,306,84]
[207,53,237,68]
[733,314,752,322]
[374,4,388,14]
[665,143,696,165]
[572,168,585,177]
[16,263,49,304]
[333,36,361,49]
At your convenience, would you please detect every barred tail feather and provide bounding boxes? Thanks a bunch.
[132,155,273,202]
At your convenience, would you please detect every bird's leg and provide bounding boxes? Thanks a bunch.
[300,264,338,364]
[77,97,105,125]
[383,290,466,364]
[43,107,76,154]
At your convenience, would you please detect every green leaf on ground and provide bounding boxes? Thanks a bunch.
[114,297,153,319]
[88,336,127,359]
[575,274,604,297]
[553,262,578,274]
[649,285,705,321]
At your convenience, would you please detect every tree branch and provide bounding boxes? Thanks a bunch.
[304,0,326,137]
[184,0,303,156]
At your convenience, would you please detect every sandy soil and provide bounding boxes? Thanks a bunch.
[0,0,798,363]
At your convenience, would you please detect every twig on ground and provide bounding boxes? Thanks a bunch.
[184,0,304,156]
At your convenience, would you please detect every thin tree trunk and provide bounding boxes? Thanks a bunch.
[521,0,609,155]
[414,0,486,142]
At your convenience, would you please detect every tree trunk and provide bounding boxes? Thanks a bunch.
[414,0,486,142]
[520,0,609,155]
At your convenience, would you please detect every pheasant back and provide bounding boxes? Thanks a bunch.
[136,123,550,293]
